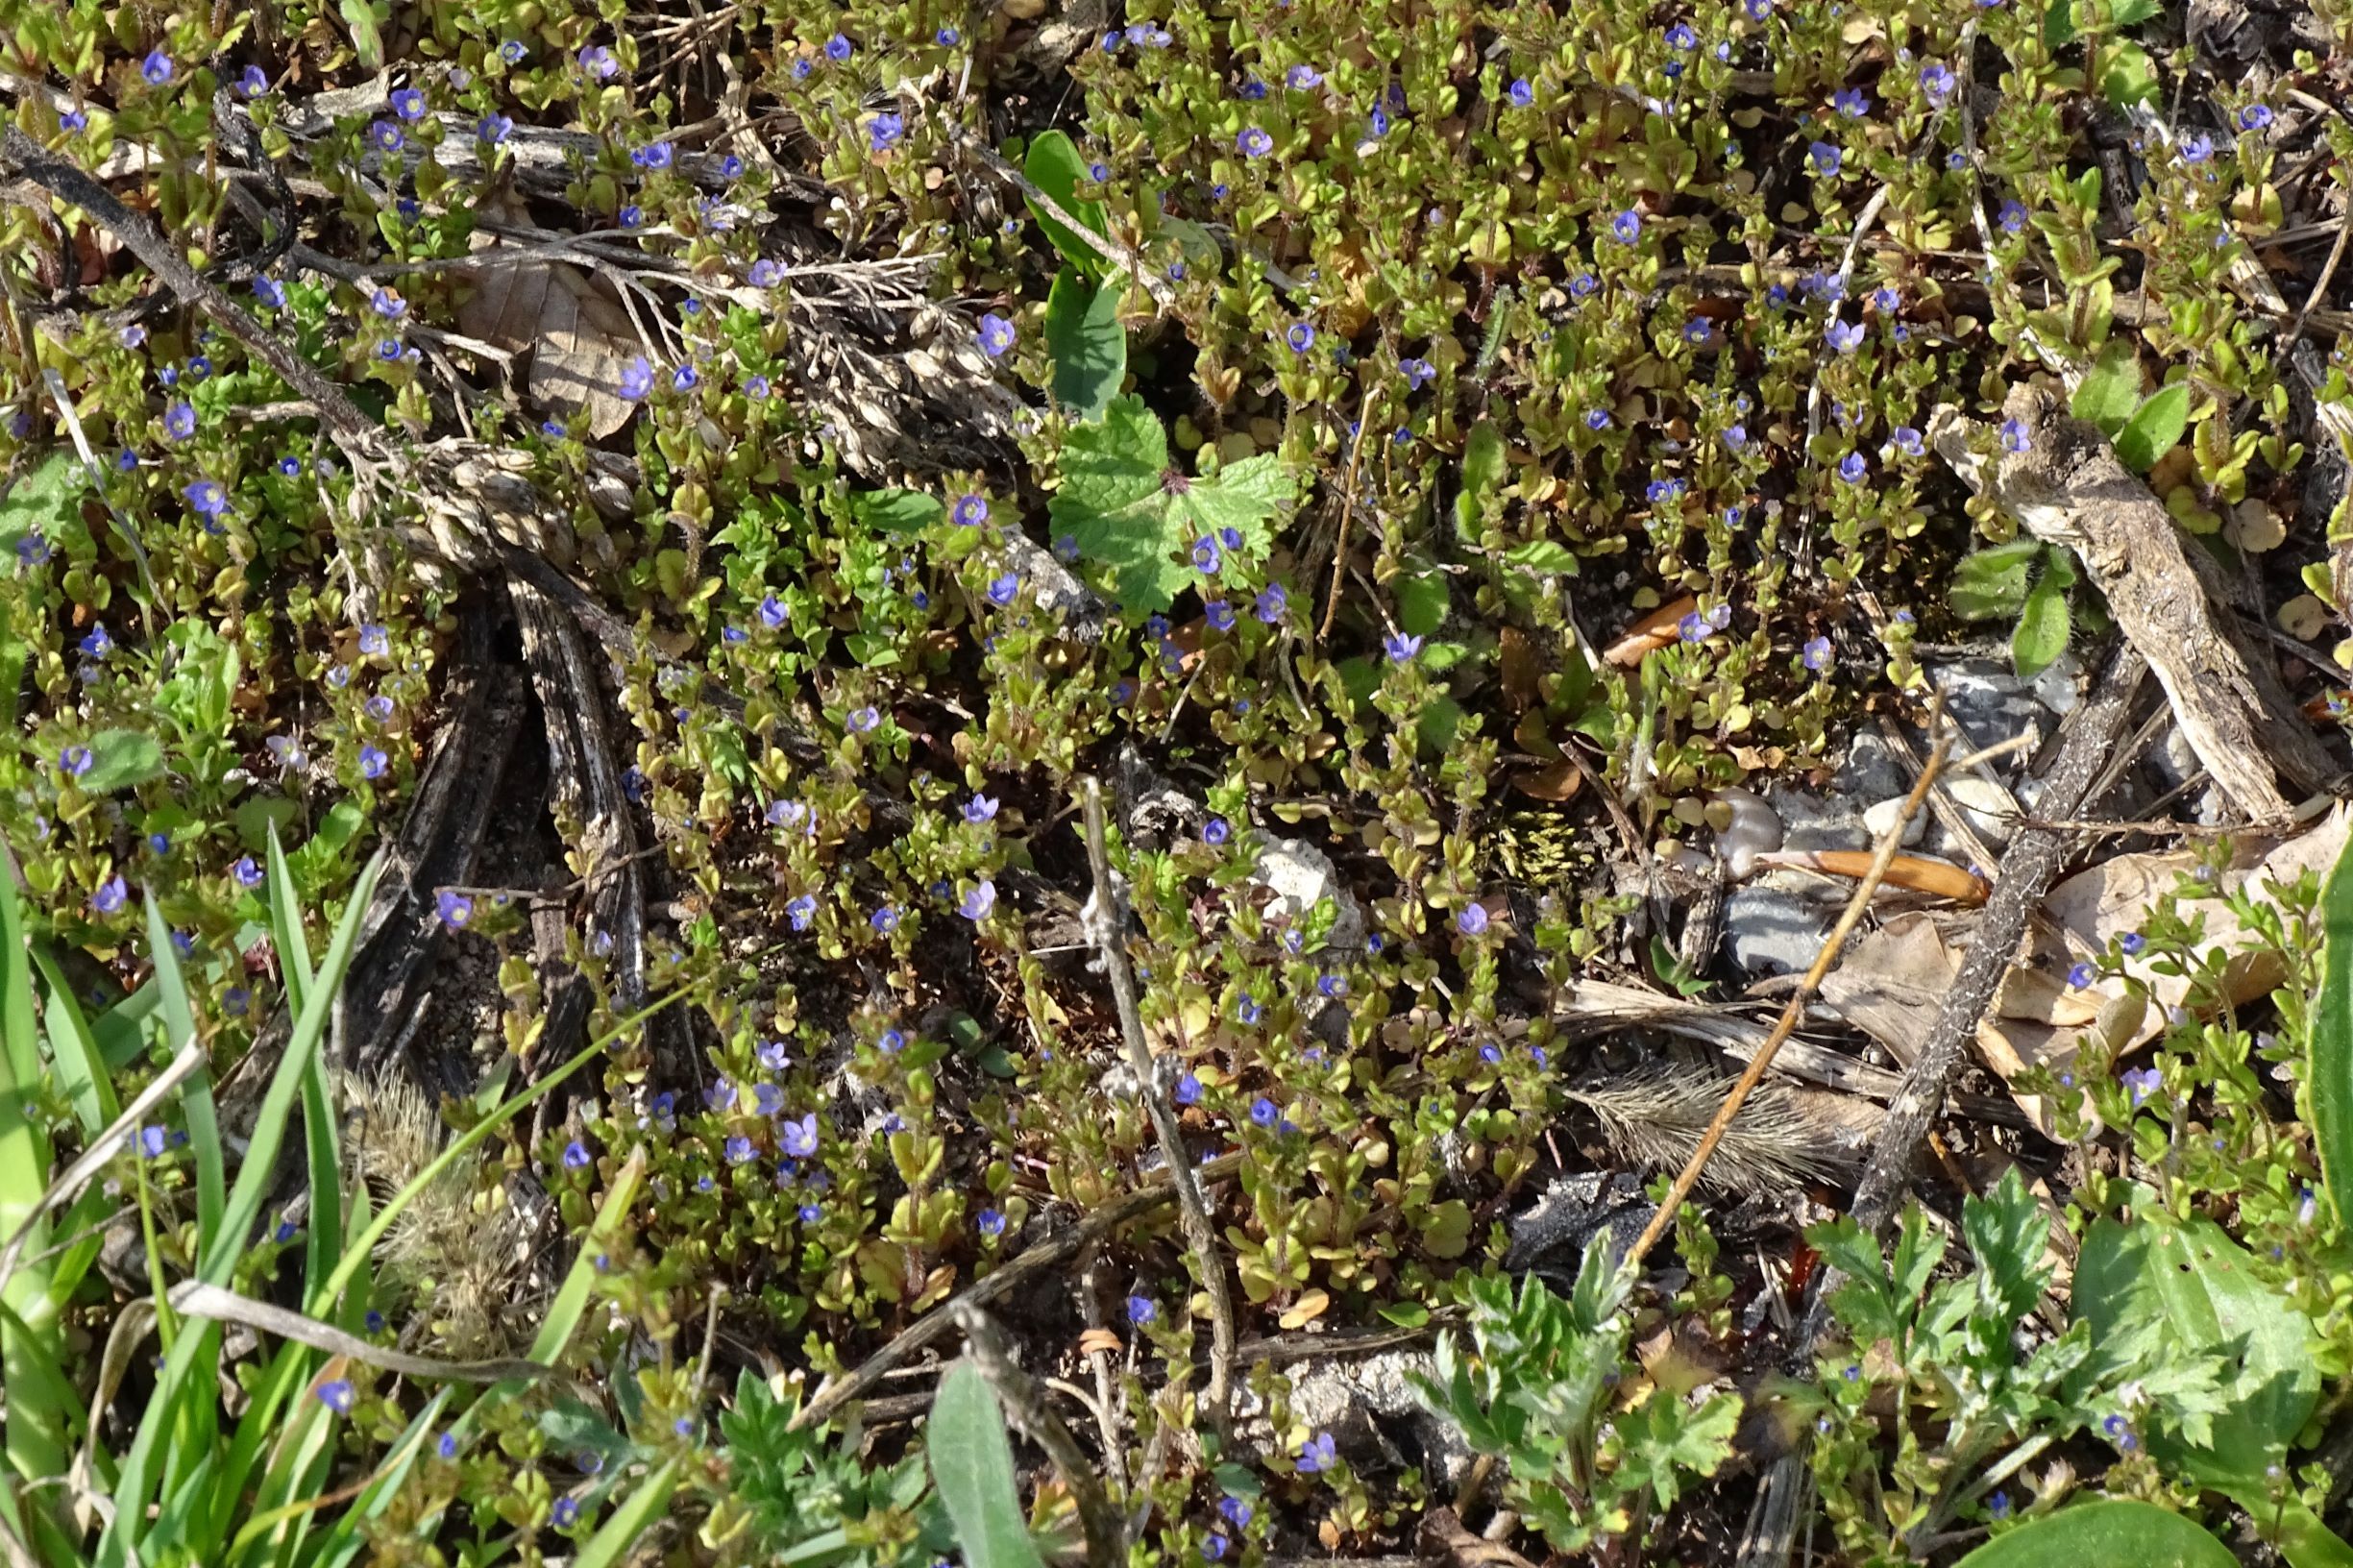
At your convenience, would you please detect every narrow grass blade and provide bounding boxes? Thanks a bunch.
[2314,832,2353,1227]
[34,947,123,1130]
[144,894,224,1252]
[573,1458,681,1568]
[0,847,70,1496]
[529,1147,646,1365]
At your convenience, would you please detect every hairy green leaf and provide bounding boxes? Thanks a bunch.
[2115,383,2189,474]
[1047,396,1290,613]
[850,489,945,536]
[2316,834,2353,1232]
[1021,132,1110,280]
[1949,541,2042,621]
[2071,342,2143,436]
[1953,1500,2235,1568]
[79,728,164,795]
[929,1363,1045,1568]
[2011,570,2071,677]
[1044,267,1125,420]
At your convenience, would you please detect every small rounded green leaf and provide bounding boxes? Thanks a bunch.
[2011,572,2071,677]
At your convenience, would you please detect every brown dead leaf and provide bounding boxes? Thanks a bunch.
[1077,1327,1121,1357]
[1499,625,1539,711]
[1509,758,1583,801]
[1604,595,1698,667]
[456,246,642,438]
[1755,848,1990,904]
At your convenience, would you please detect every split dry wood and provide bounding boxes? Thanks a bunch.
[1929,383,2337,820]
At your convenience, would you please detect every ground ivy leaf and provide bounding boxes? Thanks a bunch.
[1048,396,1292,613]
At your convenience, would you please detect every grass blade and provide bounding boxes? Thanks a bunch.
[2316,831,2353,1228]
[34,947,123,1131]
[573,1457,682,1568]
[144,894,224,1255]
[529,1147,646,1365]
[0,847,71,1499]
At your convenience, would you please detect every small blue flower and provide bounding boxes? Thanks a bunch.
[359,746,389,779]
[1189,534,1223,574]
[2067,962,2096,989]
[870,905,900,934]
[826,33,853,61]
[1834,86,1869,117]
[552,1498,579,1528]
[1458,903,1489,936]
[954,493,991,527]
[2120,932,2146,956]
[1586,408,1611,429]
[1238,126,1273,158]
[60,107,87,131]
[478,112,513,144]
[437,890,473,930]
[1919,62,1954,101]
[977,1208,1006,1237]
[1385,630,1423,662]
[1285,321,1316,354]
[978,313,1017,356]
[500,39,527,62]
[2120,1066,2162,1108]
[1802,635,1833,672]
[1890,426,1924,456]
[1401,356,1435,389]
[578,44,619,78]
[79,625,112,659]
[1127,1294,1158,1324]
[1206,600,1235,631]
[1238,995,1262,1025]
[1318,973,1348,998]
[987,572,1020,607]
[1257,584,1288,623]
[619,357,655,400]
[1287,64,1322,89]
[1825,318,1865,355]
[1809,140,1841,176]
[786,894,818,930]
[1838,452,1867,482]
[849,704,881,733]
[1249,1096,1279,1128]
[2240,104,2274,131]
[960,880,997,921]
[1998,199,2027,233]
[2000,418,2032,453]
[1666,22,1698,48]
[1611,208,1641,243]
[1203,817,1231,845]
[141,50,174,86]
[1295,1432,1337,1474]
[1988,1491,2011,1520]
[140,1124,168,1157]
[367,119,405,154]
[1175,1072,1202,1106]
[868,112,905,152]
[233,856,263,889]
[389,86,427,121]
[317,1379,355,1414]
[938,26,962,44]
[2180,133,2214,164]
[618,205,642,228]
[1508,78,1535,108]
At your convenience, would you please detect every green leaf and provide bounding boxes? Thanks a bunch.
[0,453,83,556]
[2100,39,2160,107]
[2074,1211,2319,1494]
[1949,540,2043,621]
[574,1458,681,1568]
[2116,383,2190,474]
[2047,0,2162,47]
[339,0,385,70]
[849,490,945,536]
[1043,267,1125,421]
[1396,565,1450,637]
[1504,539,1580,576]
[928,1363,1046,1568]
[2011,570,2071,677]
[1047,396,1292,613]
[2071,342,2144,436]
[1375,1302,1431,1330]
[1457,420,1507,537]
[1021,132,1110,279]
[1610,1391,1739,1510]
[2316,833,2353,1231]
[78,728,163,794]
[1953,1501,2237,1568]
[1961,1168,2052,1323]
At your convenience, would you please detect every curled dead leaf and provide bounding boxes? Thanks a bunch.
[1509,758,1583,801]
[1277,1288,1331,1330]
[1753,848,1990,905]
[1604,595,1698,667]
[1077,1327,1121,1358]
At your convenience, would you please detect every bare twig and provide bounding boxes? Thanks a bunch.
[790,1150,1242,1432]
[1625,693,1950,1269]
[1081,1244,1131,1495]
[1079,777,1238,1430]
[950,1304,1123,1568]
[165,1282,552,1383]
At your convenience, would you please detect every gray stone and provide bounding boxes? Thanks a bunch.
[1723,878,1841,975]
[1247,838,1367,952]
[1287,1349,1473,1485]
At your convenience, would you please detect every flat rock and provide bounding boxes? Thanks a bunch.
[1247,837,1367,953]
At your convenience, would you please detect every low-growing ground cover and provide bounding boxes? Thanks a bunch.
[4,0,2353,1563]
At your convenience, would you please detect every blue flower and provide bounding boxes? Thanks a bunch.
[1585,408,1611,430]
[952,493,991,527]
[619,356,655,400]
[786,894,817,930]
[1295,1432,1337,1473]
[1285,321,1316,354]
[938,26,962,44]
[779,1113,820,1158]
[825,32,854,61]
[1238,126,1273,158]
[1257,584,1288,623]
[437,890,473,930]
[317,1379,355,1414]
[870,905,900,934]
[1206,1537,1228,1561]
[367,119,404,154]
[162,399,203,442]
[1367,106,1390,137]
[1200,816,1231,846]
[552,1498,579,1528]
[1834,86,1869,117]
[2068,962,2096,989]
[1509,78,1535,109]
[1890,426,1924,456]
[478,112,513,144]
[79,625,112,660]
[1206,600,1235,631]
[849,704,881,733]
[1918,62,1954,101]
[1189,535,1223,575]
[960,880,997,921]
[618,205,642,228]
[1825,318,1865,355]
[1401,356,1435,389]
[1998,199,2027,233]
[578,44,619,78]
[978,312,1017,356]
[987,572,1019,606]
[1646,477,1685,503]
[252,271,287,308]
[2241,104,2274,131]
[2120,1066,2162,1108]
[141,49,174,85]
[1458,903,1489,935]
[868,112,905,152]
[1249,1096,1279,1127]
[1838,453,1867,482]
[1666,22,1698,48]
[1809,140,1841,176]
[1175,1072,1202,1106]
[2120,932,2146,956]
[1287,64,1323,90]
[359,746,389,779]
[184,478,228,516]
[2000,418,2032,453]
[500,39,527,62]
[977,1207,1006,1237]
[1802,635,1833,672]
[744,375,771,400]
[1611,208,1641,243]
[60,108,86,131]
[1317,973,1347,998]
[389,86,426,121]
[1385,630,1423,662]
[562,1139,592,1170]
[231,855,263,890]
